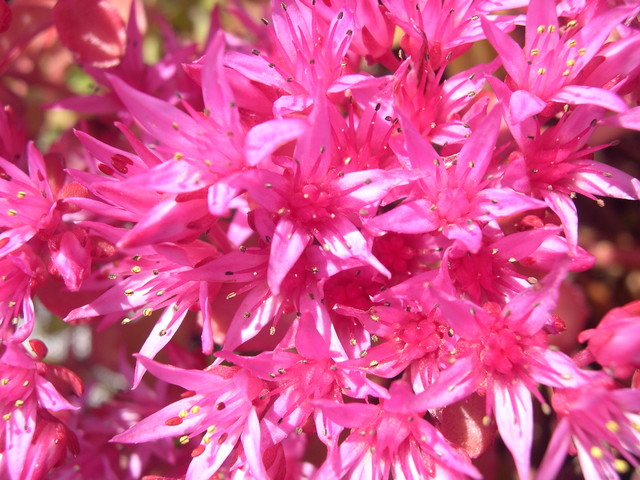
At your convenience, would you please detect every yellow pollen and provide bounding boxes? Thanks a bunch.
[537,25,545,34]
[226,292,237,300]
[633,422,640,432]
[369,360,379,368]
[578,48,586,55]
[8,301,15,307]
[22,381,29,387]
[3,413,10,421]
[349,338,356,346]
[614,459,629,473]
[590,446,603,458]
[7,209,17,216]
[566,20,578,28]
[567,59,576,67]
[179,435,190,445]
[561,373,572,380]
[562,69,571,76]
[606,420,620,433]
[207,425,216,434]
[191,406,200,414]
[178,409,188,418]
[131,266,141,273]
[482,416,491,427]
[121,318,132,325]
[269,326,276,335]
[547,25,555,33]
[567,39,577,47]
[370,314,380,322]
[16,191,26,198]
[143,308,153,317]
[171,122,179,130]
[1,378,8,386]
[173,152,184,160]
[203,436,212,444]
[530,48,540,56]
[15,400,24,407]
[124,289,134,296]
[537,68,546,75]
[108,273,117,279]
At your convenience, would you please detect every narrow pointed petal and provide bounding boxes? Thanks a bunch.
[509,90,546,123]
[202,31,240,133]
[133,308,189,387]
[494,381,533,480]
[267,217,309,295]
[109,75,202,151]
[481,17,527,86]
[551,86,628,113]
[367,199,439,234]
[245,118,308,166]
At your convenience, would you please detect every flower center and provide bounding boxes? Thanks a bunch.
[288,184,335,224]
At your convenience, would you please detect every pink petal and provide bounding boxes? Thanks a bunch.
[109,75,202,151]
[551,85,628,113]
[474,188,547,220]
[202,32,240,133]
[35,376,78,411]
[509,90,546,123]
[5,406,36,480]
[367,199,440,234]
[118,197,213,249]
[409,355,481,410]
[456,108,502,189]
[315,400,379,428]
[241,408,267,478]
[542,190,578,250]
[493,381,533,480]
[267,217,310,295]
[481,17,527,86]
[572,160,640,200]
[133,308,189,387]
[443,222,483,254]
[244,118,308,166]
[535,418,572,480]
[111,395,206,443]
[224,284,280,350]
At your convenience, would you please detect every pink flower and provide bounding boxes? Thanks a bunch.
[410,266,590,479]
[112,355,266,480]
[0,340,81,480]
[316,382,481,479]
[482,0,632,121]
[368,109,546,255]
[537,377,640,480]
[578,300,640,378]
[0,245,45,342]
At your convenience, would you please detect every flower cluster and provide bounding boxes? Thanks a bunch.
[1,0,640,478]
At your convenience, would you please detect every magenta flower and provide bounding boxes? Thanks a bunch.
[578,300,640,379]
[482,0,632,121]
[368,109,546,255]
[411,267,590,479]
[537,378,640,480]
[112,355,266,480]
[0,341,81,480]
[316,382,481,479]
